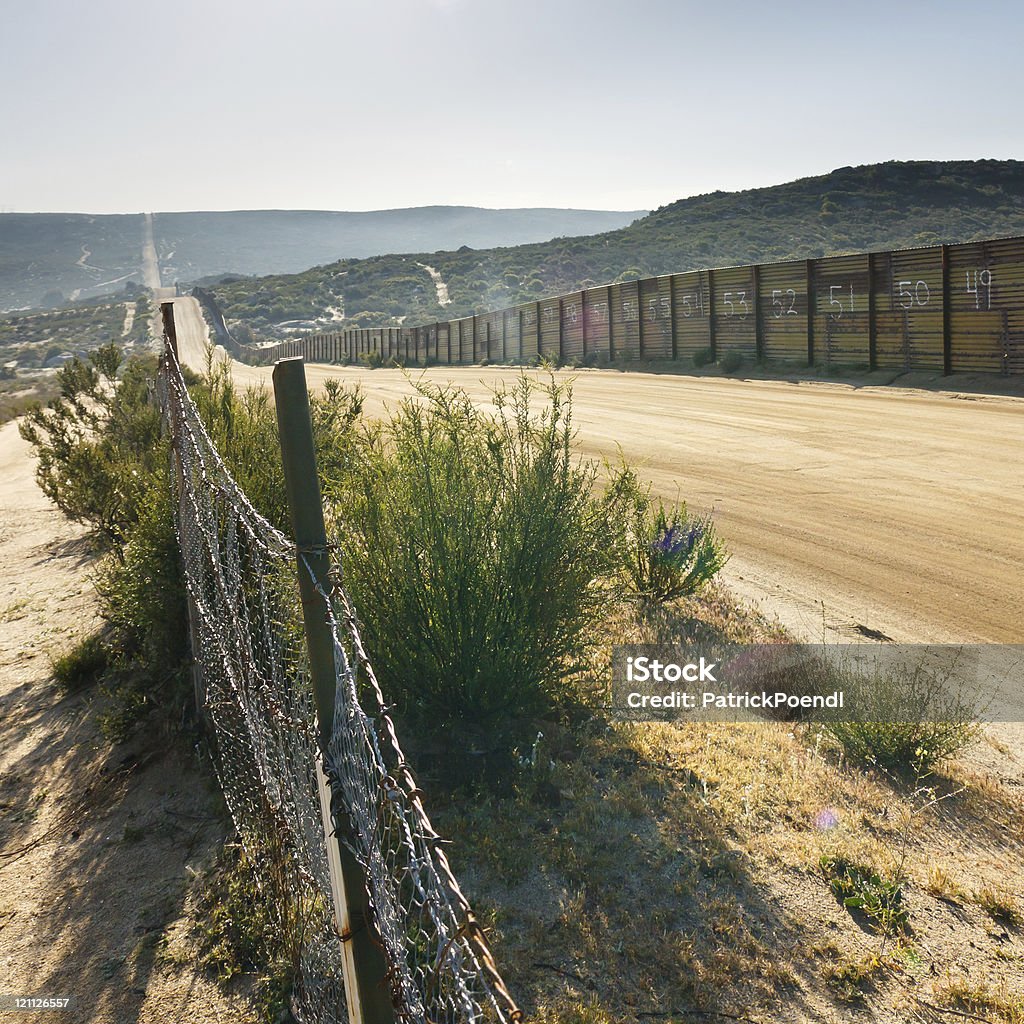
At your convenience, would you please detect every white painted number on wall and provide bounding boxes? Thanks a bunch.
[966,269,993,310]
[680,291,705,317]
[771,288,798,318]
[723,291,748,320]
[828,283,856,319]
[897,279,930,309]
[566,302,578,324]
[648,296,670,320]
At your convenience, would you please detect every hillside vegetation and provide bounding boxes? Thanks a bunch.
[0,292,153,426]
[207,160,1024,337]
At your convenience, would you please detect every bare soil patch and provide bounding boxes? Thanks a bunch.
[0,420,255,1024]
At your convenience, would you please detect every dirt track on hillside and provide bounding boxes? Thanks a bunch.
[167,296,1024,649]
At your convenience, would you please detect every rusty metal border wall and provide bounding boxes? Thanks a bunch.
[241,235,1024,376]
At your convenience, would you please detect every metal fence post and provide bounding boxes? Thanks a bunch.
[272,356,396,1024]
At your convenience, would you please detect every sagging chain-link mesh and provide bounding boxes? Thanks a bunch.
[158,343,520,1023]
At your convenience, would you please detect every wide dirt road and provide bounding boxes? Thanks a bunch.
[167,297,1024,647]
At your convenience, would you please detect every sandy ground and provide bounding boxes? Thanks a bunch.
[0,419,254,1023]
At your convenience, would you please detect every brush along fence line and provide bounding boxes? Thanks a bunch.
[242,234,1024,375]
[158,326,520,1023]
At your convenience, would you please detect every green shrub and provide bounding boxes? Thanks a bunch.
[51,632,109,691]
[325,376,610,763]
[359,349,386,369]
[822,655,979,775]
[692,347,714,368]
[190,355,362,538]
[20,347,182,653]
[719,350,743,373]
[93,481,188,669]
[820,854,908,937]
[19,345,165,550]
[603,463,728,604]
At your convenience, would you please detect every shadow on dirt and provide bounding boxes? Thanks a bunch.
[0,670,230,1024]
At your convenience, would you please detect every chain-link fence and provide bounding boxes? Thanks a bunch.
[159,342,520,1023]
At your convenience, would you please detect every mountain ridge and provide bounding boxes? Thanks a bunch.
[0,206,645,312]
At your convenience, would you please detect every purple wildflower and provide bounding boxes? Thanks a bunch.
[815,808,840,831]
[651,521,704,564]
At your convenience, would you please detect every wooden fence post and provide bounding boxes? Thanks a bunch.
[272,356,396,1024]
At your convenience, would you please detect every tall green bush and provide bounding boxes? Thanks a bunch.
[19,344,166,550]
[325,376,610,752]
[20,345,190,717]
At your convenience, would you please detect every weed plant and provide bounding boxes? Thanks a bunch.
[820,653,978,775]
[602,462,727,605]
[819,854,909,937]
[51,632,109,690]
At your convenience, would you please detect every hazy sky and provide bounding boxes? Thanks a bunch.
[3,0,1022,214]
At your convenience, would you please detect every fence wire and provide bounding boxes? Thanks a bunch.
[158,344,520,1024]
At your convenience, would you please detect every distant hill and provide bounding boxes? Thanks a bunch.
[206,159,1024,336]
[154,208,646,284]
[0,206,645,312]
[0,213,145,312]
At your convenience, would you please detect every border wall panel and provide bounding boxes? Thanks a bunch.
[872,254,906,368]
[583,287,611,359]
[609,280,640,359]
[517,303,540,361]
[453,318,464,362]
[988,237,1024,372]
[539,297,561,359]
[948,239,1017,372]
[561,292,585,360]
[468,316,478,363]
[671,271,711,360]
[503,308,520,361]
[492,310,504,360]
[901,246,943,370]
[640,276,673,359]
[712,265,757,358]
[811,254,871,367]
[758,260,807,362]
